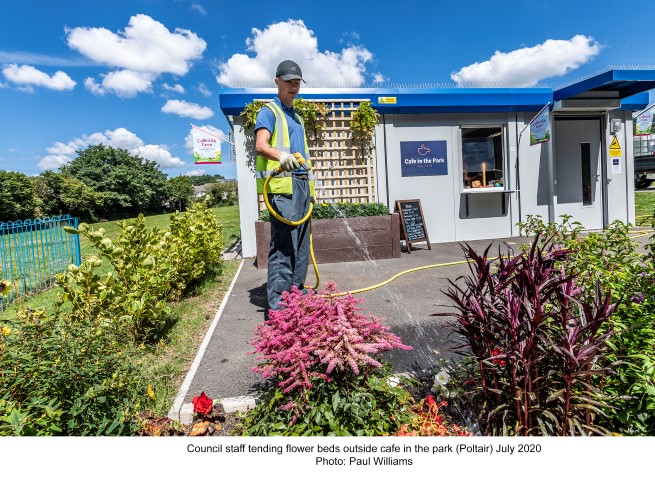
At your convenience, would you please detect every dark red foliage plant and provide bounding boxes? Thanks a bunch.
[440,235,618,436]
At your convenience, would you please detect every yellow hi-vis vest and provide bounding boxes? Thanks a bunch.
[255,101,316,196]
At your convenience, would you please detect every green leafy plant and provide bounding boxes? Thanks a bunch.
[238,368,414,436]
[350,101,379,162]
[519,215,655,435]
[0,306,142,436]
[240,98,328,134]
[394,395,472,437]
[240,100,268,130]
[259,201,389,221]
[63,198,224,341]
[291,98,329,138]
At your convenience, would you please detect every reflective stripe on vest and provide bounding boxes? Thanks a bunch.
[255,102,315,196]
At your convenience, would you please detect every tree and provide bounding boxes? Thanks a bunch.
[187,173,225,186]
[32,171,106,222]
[167,175,194,211]
[0,170,38,221]
[61,144,169,220]
[207,181,238,206]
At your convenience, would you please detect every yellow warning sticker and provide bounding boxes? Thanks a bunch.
[609,136,622,156]
[378,97,397,104]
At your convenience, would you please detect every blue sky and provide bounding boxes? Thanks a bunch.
[1,0,653,180]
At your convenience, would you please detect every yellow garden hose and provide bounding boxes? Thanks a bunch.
[263,155,654,297]
[262,153,320,289]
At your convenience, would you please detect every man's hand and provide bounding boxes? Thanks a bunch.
[277,152,301,172]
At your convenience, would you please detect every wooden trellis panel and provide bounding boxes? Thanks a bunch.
[309,100,376,204]
[257,99,376,211]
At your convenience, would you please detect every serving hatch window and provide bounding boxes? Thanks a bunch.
[461,127,505,189]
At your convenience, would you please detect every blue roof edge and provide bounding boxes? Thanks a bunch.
[219,87,553,115]
[618,92,650,111]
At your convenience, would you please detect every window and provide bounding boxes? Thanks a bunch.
[581,142,592,206]
[461,127,505,189]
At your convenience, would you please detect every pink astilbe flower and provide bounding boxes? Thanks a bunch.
[251,282,412,395]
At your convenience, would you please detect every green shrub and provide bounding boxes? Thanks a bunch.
[259,201,390,222]
[238,368,414,436]
[0,307,142,436]
[65,198,224,341]
[519,215,655,435]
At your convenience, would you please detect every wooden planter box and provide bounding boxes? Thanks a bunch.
[255,213,401,268]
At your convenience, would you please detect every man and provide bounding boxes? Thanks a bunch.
[254,60,316,313]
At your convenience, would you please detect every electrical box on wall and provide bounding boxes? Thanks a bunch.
[610,118,622,133]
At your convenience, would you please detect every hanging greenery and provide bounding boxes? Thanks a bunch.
[350,101,379,161]
[239,100,268,130]
[240,98,328,134]
[292,98,329,138]
[350,101,379,139]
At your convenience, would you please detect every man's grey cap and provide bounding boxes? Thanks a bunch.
[276,60,305,82]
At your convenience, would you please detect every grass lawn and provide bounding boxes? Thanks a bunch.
[635,191,655,225]
[0,205,240,320]
[139,258,242,415]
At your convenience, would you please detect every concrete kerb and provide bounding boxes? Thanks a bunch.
[167,258,252,425]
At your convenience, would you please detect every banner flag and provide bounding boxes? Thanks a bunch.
[635,104,655,136]
[191,125,222,164]
[529,103,551,146]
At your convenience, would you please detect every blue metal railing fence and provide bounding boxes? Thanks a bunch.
[0,215,81,307]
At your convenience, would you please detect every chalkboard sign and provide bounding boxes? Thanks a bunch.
[395,199,431,253]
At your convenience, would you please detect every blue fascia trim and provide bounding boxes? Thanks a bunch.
[218,87,553,116]
[554,70,655,102]
[618,91,650,111]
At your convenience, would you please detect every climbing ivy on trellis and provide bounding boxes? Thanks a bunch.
[350,101,380,160]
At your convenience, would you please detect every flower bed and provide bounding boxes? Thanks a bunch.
[255,212,401,268]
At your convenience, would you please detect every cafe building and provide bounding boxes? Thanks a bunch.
[219,68,655,258]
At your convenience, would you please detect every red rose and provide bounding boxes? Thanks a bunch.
[192,392,214,416]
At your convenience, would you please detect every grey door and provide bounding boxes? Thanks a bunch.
[554,118,603,230]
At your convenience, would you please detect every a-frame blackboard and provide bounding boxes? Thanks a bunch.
[395,199,431,253]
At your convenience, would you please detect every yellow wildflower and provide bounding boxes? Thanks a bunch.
[2,326,10,336]
[148,384,156,401]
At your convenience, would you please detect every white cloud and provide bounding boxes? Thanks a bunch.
[0,50,97,67]
[134,144,184,168]
[451,35,602,86]
[162,82,185,94]
[373,72,386,83]
[39,154,73,170]
[216,20,377,86]
[162,99,214,119]
[66,14,206,75]
[66,14,206,97]
[197,82,212,97]
[38,127,184,170]
[84,71,155,97]
[191,3,207,15]
[184,169,206,176]
[84,77,105,95]
[2,64,76,91]
[103,70,155,97]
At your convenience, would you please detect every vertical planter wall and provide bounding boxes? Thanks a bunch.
[255,213,401,268]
